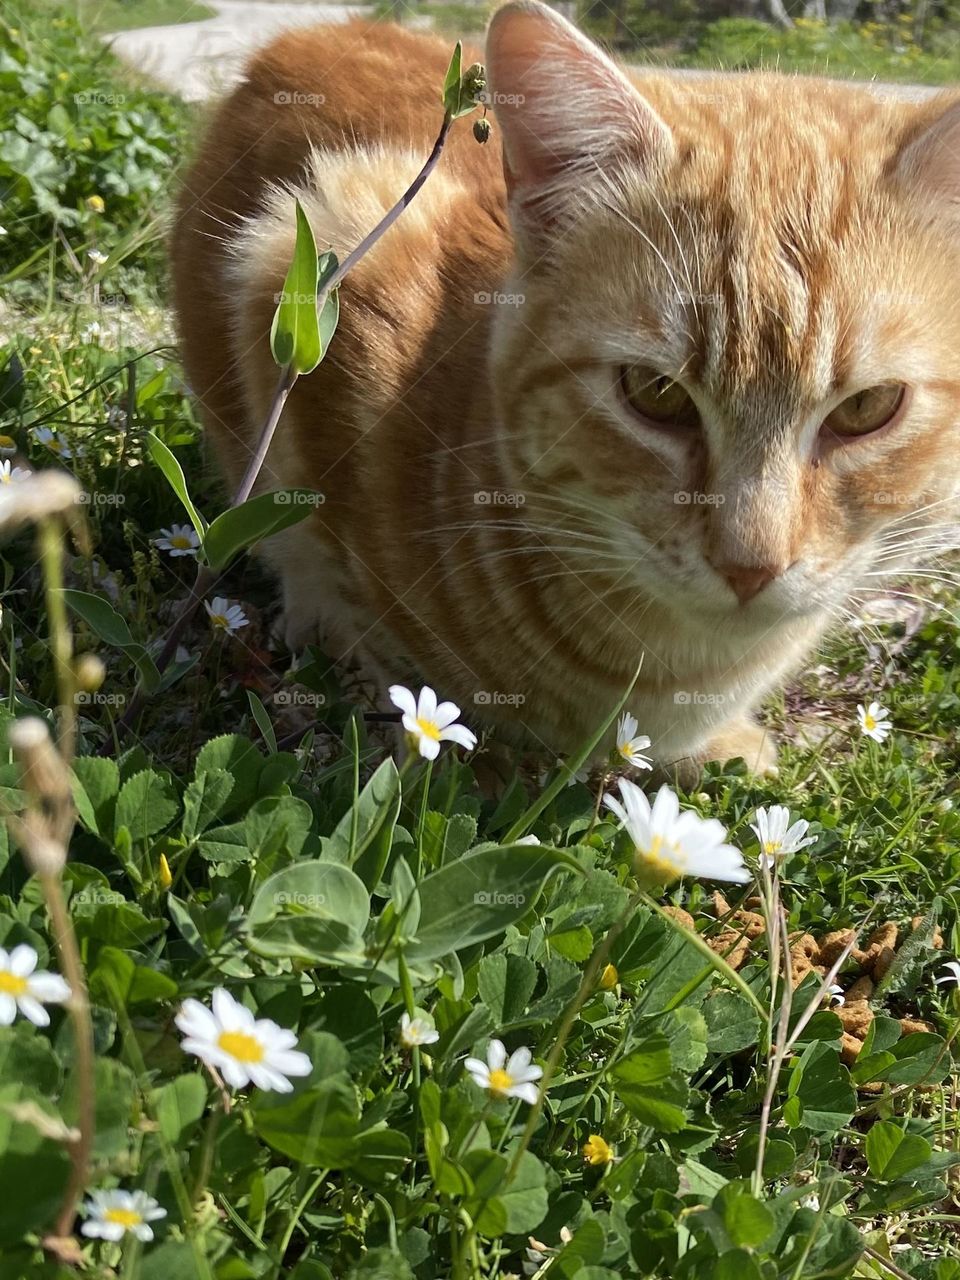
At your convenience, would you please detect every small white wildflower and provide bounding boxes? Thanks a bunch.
[826,984,845,1008]
[33,426,73,460]
[615,712,652,769]
[750,804,816,869]
[389,684,477,760]
[154,523,200,558]
[399,1012,439,1048]
[935,960,960,989]
[464,1038,542,1105]
[87,248,108,267]
[0,944,70,1026]
[604,778,750,885]
[204,596,248,634]
[857,701,892,743]
[515,834,540,845]
[175,986,312,1092]
[80,1188,166,1243]
[0,460,31,485]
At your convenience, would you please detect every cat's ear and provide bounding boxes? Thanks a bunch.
[895,100,960,205]
[485,0,673,250]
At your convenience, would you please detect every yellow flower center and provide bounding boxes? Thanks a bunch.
[637,834,683,885]
[763,840,781,855]
[217,1030,265,1063]
[618,743,634,759]
[104,1208,143,1228]
[487,1067,514,1094]
[416,718,441,742]
[0,971,27,996]
[170,536,193,550]
[864,714,877,730]
[210,614,229,629]
[0,436,15,449]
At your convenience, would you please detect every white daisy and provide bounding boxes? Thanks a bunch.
[0,460,31,484]
[399,1012,439,1048]
[615,712,652,770]
[935,960,960,988]
[0,944,70,1027]
[81,1188,166,1243]
[33,426,72,459]
[388,684,477,761]
[857,701,891,743]
[750,804,816,869]
[515,835,541,845]
[604,779,750,885]
[87,248,108,267]
[204,596,248,634]
[175,987,312,1093]
[464,1038,542,1105]
[154,523,201,558]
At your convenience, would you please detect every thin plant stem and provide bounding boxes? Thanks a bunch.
[44,870,95,1240]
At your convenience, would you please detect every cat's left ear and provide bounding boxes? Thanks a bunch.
[485,0,673,252]
[895,99,960,204]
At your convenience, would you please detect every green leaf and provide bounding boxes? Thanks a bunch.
[407,844,580,962]
[194,735,263,816]
[866,1121,933,1181]
[89,945,177,1007]
[463,1149,548,1236]
[270,204,338,374]
[62,1058,135,1159]
[152,1073,208,1144]
[247,861,371,963]
[477,952,538,1025]
[247,689,278,754]
[0,1084,71,1246]
[703,990,761,1054]
[181,767,235,841]
[327,757,401,872]
[0,1026,61,1095]
[786,1040,856,1134]
[72,756,119,836]
[441,42,463,114]
[62,590,161,692]
[115,769,179,843]
[614,1034,673,1087]
[717,1183,775,1248]
[147,433,207,538]
[202,490,319,571]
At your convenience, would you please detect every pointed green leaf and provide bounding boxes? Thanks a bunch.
[147,434,207,538]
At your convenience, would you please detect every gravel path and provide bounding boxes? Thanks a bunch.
[107,0,372,101]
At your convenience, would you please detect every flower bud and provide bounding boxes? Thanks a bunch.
[473,118,491,144]
[74,653,105,693]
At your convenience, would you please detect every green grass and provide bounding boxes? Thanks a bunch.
[66,0,215,32]
[2,3,960,1276]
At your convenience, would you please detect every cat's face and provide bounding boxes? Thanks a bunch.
[486,2,960,636]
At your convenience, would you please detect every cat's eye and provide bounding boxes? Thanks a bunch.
[821,383,906,439]
[621,364,700,430]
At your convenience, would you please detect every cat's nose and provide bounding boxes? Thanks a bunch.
[713,562,777,604]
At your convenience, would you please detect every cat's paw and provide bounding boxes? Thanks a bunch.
[281,604,322,653]
[703,717,779,777]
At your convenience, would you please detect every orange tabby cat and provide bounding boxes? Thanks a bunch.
[171,1,960,772]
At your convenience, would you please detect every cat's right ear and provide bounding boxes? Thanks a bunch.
[485,0,673,253]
